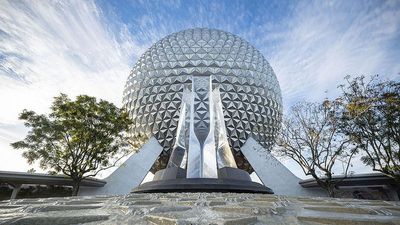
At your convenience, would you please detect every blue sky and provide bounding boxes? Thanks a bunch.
[0,0,399,178]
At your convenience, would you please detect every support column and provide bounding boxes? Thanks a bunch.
[79,137,163,196]
[187,75,218,178]
[213,88,237,169]
[158,89,191,180]
[241,137,326,197]
[10,184,21,199]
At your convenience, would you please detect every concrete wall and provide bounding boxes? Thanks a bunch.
[241,137,326,197]
[79,137,163,196]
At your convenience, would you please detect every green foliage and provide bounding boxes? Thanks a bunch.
[26,168,36,173]
[11,94,133,195]
[339,75,400,184]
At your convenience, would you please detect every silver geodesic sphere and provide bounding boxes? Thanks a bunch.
[123,28,282,152]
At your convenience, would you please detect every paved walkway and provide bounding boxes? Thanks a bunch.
[1,193,400,224]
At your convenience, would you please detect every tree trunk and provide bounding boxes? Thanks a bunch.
[310,171,333,197]
[327,186,336,198]
[323,172,337,198]
[72,180,81,196]
[393,176,400,200]
[393,175,400,188]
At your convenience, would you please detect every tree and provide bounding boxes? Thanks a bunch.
[339,75,400,185]
[27,168,36,173]
[11,94,133,195]
[274,101,358,197]
[128,132,150,152]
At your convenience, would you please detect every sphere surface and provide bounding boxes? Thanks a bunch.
[123,28,282,152]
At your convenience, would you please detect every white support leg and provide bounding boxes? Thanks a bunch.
[79,137,163,196]
[241,137,326,197]
[10,184,21,199]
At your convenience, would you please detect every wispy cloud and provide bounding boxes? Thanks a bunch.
[267,1,400,107]
[0,0,144,172]
[0,0,147,123]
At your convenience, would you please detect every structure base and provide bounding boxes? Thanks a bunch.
[132,178,274,194]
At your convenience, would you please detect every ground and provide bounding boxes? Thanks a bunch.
[1,192,400,225]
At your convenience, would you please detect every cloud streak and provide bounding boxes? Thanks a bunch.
[0,0,144,173]
[0,0,145,123]
[269,1,400,107]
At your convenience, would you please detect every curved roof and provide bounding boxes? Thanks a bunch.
[0,170,105,187]
[299,173,397,188]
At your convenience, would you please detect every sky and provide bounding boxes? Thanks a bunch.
[0,0,399,179]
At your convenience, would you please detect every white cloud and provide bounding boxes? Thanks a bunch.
[268,1,400,108]
[0,0,144,174]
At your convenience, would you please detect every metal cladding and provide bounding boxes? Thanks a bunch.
[123,28,282,153]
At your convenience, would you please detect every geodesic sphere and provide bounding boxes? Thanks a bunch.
[123,28,282,152]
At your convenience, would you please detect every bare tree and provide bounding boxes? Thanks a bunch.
[274,101,358,197]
